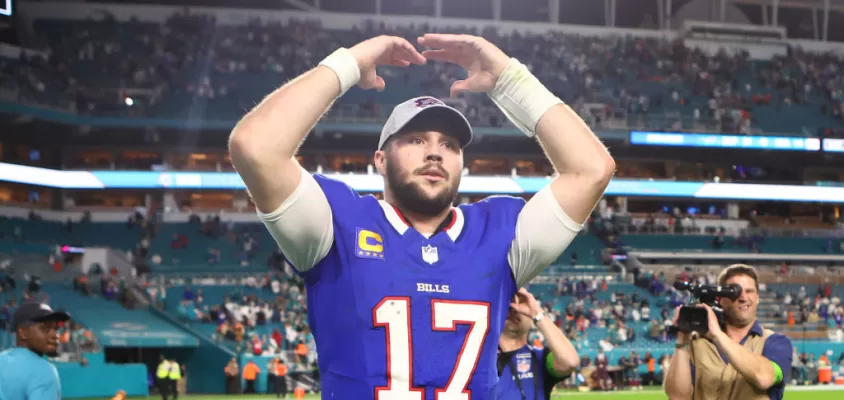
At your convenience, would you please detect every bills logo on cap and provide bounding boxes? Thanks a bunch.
[517,358,531,373]
[415,97,444,108]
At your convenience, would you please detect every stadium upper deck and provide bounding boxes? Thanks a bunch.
[4,0,844,138]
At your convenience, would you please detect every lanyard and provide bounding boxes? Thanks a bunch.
[498,346,541,400]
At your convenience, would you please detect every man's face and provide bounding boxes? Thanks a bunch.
[719,274,759,328]
[377,130,463,217]
[19,320,60,356]
[502,308,532,336]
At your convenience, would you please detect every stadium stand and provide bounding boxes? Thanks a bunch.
[4,6,844,136]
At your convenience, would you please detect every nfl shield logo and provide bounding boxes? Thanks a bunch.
[421,245,439,265]
[517,358,531,373]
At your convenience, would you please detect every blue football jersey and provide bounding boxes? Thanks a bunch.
[291,175,525,400]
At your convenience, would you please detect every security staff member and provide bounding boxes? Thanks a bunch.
[497,288,579,400]
[156,356,171,400]
[0,302,70,400]
[664,264,794,400]
[168,359,182,400]
[274,358,289,398]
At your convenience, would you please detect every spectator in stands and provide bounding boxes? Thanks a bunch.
[598,336,614,352]
[73,274,91,296]
[648,319,662,342]
[233,321,245,344]
[640,301,651,321]
[573,331,590,351]
[271,327,283,349]
[626,326,636,344]
[251,334,263,356]
[182,286,195,301]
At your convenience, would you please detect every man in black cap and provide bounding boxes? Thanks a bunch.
[0,302,70,400]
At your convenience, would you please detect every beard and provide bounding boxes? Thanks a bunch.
[386,160,459,218]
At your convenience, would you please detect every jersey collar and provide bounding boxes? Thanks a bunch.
[378,200,465,242]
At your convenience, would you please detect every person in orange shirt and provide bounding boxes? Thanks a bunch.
[242,360,261,394]
[111,390,126,400]
[643,351,657,385]
[274,358,288,398]
[294,341,307,364]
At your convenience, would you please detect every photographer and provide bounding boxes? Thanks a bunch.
[664,264,794,400]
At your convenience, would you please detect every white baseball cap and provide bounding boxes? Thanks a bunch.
[378,96,474,150]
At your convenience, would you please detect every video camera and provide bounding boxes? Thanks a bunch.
[672,280,742,335]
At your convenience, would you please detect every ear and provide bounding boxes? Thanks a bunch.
[16,326,29,341]
[373,150,387,177]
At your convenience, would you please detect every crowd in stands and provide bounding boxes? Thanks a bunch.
[57,320,96,355]
[160,271,316,360]
[71,263,132,306]
[0,277,97,359]
[778,284,844,337]
[4,9,844,136]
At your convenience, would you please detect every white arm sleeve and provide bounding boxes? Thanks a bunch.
[508,186,583,287]
[256,168,334,272]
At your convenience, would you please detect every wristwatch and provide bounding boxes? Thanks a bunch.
[533,311,545,323]
[675,342,689,350]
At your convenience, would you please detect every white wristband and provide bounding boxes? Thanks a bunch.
[488,58,563,138]
[318,48,361,96]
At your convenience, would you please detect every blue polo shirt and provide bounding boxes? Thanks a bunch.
[0,347,61,400]
[691,321,793,400]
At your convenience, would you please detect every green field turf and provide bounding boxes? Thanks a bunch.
[86,386,844,400]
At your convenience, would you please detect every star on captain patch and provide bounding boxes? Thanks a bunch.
[421,244,439,265]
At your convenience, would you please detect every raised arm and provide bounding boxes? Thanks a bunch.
[664,307,694,400]
[417,33,614,286]
[229,36,425,213]
[513,289,580,376]
[664,341,694,400]
[228,36,425,271]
